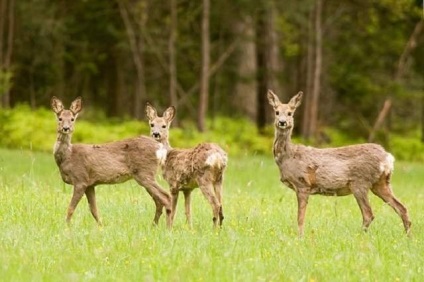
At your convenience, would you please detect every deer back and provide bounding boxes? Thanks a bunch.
[162,143,227,188]
[275,142,393,195]
[57,136,165,186]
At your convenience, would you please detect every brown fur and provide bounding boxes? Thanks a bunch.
[268,90,411,236]
[51,97,172,228]
[146,103,228,227]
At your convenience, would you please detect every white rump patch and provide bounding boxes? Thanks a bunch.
[380,153,394,175]
[156,144,167,166]
[205,152,227,169]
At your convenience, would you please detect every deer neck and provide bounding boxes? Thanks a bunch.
[54,133,72,165]
[273,128,294,159]
[160,138,173,151]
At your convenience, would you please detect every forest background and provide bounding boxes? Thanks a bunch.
[0,0,423,161]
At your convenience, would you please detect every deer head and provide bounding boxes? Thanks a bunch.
[267,90,303,130]
[51,96,82,134]
[145,103,175,143]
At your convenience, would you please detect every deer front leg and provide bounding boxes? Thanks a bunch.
[85,185,102,226]
[183,190,192,228]
[152,199,163,226]
[66,185,86,224]
[170,187,180,223]
[352,186,374,232]
[296,190,309,237]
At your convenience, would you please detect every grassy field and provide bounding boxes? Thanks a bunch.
[0,148,423,281]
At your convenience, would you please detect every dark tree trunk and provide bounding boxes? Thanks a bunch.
[169,0,179,125]
[255,4,272,133]
[198,0,210,132]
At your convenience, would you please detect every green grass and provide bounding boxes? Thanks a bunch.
[0,148,423,281]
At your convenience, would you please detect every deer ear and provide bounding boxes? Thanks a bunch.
[70,97,82,114]
[145,102,157,120]
[51,96,64,114]
[289,91,303,109]
[163,106,176,123]
[267,90,280,108]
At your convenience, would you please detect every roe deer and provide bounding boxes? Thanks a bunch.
[145,103,228,228]
[267,90,411,236]
[51,97,173,228]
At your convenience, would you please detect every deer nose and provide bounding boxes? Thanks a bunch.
[278,121,287,127]
[152,132,161,139]
[62,127,70,132]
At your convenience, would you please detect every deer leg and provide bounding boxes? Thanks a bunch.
[170,187,179,223]
[183,190,192,228]
[296,190,309,237]
[135,176,172,229]
[152,199,164,226]
[198,178,220,228]
[213,179,224,226]
[371,178,411,234]
[352,187,374,232]
[66,185,86,224]
[85,185,102,226]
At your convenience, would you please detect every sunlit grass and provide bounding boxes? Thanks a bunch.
[0,148,423,281]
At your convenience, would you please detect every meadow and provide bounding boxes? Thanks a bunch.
[0,148,423,281]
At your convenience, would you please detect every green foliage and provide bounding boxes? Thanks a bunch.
[0,70,13,95]
[1,106,422,161]
[391,131,424,162]
[1,149,423,281]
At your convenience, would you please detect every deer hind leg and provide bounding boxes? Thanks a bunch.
[371,174,411,234]
[66,185,86,224]
[170,187,180,224]
[296,190,309,237]
[135,175,172,228]
[198,176,220,228]
[183,190,193,228]
[351,183,374,232]
[85,185,102,226]
[213,177,224,226]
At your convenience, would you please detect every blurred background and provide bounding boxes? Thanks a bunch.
[0,0,423,160]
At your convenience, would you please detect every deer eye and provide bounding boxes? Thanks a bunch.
[287,112,292,116]
[276,111,279,116]
[58,118,62,121]
[71,118,75,121]
[150,124,154,128]
[162,125,166,128]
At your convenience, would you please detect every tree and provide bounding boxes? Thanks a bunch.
[169,0,178,125]
[0,0,14,108]
[198,0,210,132]
[118,0,147,119]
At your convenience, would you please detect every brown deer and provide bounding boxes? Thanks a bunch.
[267,90,411,236]
[145,103,228,228]
[51,96,173,228]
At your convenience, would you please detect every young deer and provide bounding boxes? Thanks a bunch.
[145,103,228,228]
[267,90,411,236]
[51,97,173,228]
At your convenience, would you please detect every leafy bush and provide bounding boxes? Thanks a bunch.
[0,106,422,161]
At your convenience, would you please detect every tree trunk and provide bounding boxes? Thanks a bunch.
[369,19,424,142]
[169,0,179,125]
[0,0,5,65]
[118,0,146,119]
[302,6,315,140]
[1,0,14,108]
[198,0,210,132]
[233,17,257,121]
[308,0,323,141]
[255,5,269,133]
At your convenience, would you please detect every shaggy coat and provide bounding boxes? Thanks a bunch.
[268,90,411,236]
[146,103,227,227]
